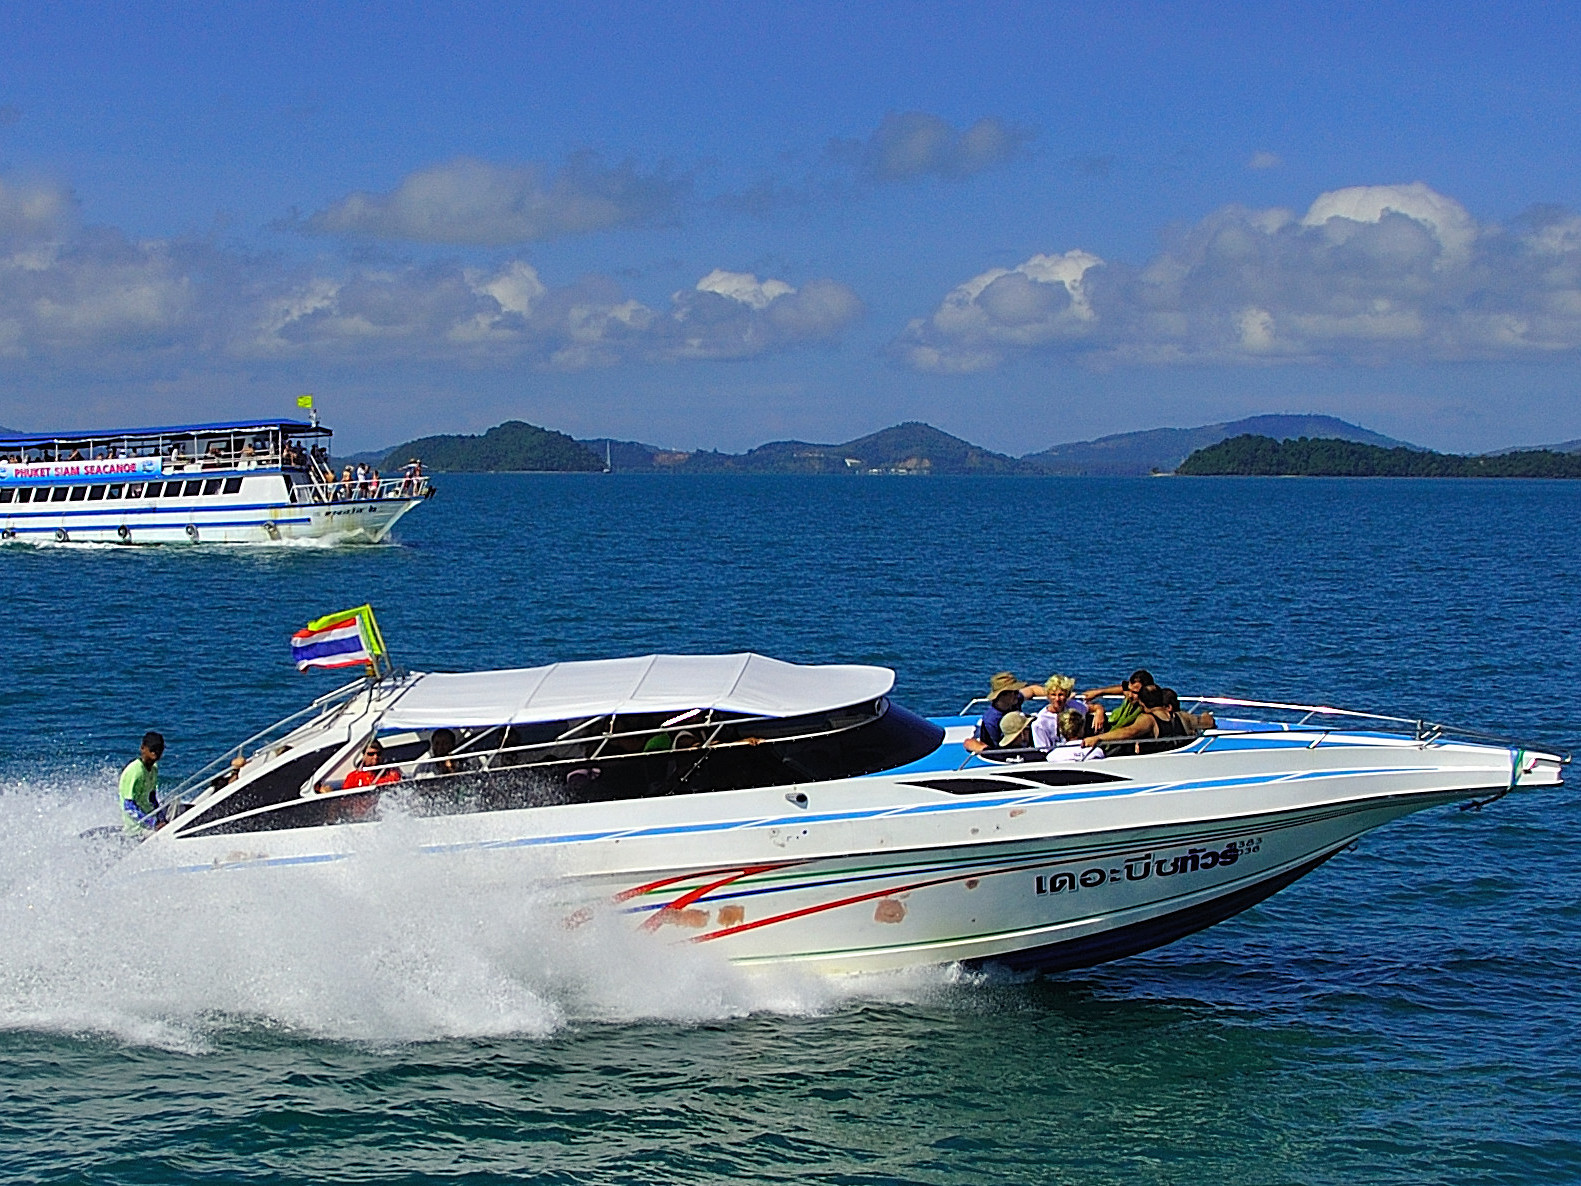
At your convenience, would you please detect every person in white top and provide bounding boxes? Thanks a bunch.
[1030,674,1102,750]
[1046,709,1104,762]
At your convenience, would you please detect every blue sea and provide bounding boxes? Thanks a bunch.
[1,474,1578,1184]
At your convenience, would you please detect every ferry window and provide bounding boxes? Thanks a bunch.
[69,485,88,501]
[202,478,222,496]
[126,483,143,497]
[183,479,203,497]
[222,476,243,494]
[107,484,123,499]
[143,482,163,498]
[0,488,11,503]
[15,488,31,503]
[87,485,106,501]
[56,487,74,502]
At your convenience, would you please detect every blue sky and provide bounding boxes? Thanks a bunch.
[2,1,1579,452]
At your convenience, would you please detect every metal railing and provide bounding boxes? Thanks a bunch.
[164,676,371,806]
[294,469,433,505]
[956,692,1571,762]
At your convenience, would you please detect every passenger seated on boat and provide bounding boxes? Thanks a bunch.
[415,728,476,779]
[1030,674,1103,749]
[481,726,535,768]
[320,739,403,792]
[1046,709,1105,762]
[1162,688,1216,734]
[962,672,1031,754]
[982,710,1043,762]
[1084,685,1190,755]
[1080,668,1152,733]
[649,730,707,794]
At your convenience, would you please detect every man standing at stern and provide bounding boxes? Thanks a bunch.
[120,731,165,837]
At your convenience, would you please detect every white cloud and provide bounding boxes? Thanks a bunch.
[837,112,1031,182]
[663,272,863,360]
[1247,151,1282,170]
[0,177,75,241]
[692,269,795,309]
[0,177,862,373]
[898,182,1581,369]
[245,261,859,368]
[1300,181,1475,266]
[301,154,688,244]
[896,250,1104,372]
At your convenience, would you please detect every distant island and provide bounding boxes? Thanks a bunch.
[342,414,1581,477]
[1178,435,1581,478]
[377,421,604,473]
[1021,413,1415,475]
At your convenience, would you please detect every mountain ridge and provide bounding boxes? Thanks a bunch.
[352,414,1424,474]
[1023,414,1415,475]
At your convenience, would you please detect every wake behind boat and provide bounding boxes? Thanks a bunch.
[121,653,1568,975]
[0,416,432,545]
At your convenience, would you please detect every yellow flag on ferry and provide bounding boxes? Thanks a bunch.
[296,394,314,409]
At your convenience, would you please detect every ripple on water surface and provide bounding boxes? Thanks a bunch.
[0,474,1578,1183]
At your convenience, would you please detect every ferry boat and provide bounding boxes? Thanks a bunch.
[120,654,1569,976]
[0,418,431,544]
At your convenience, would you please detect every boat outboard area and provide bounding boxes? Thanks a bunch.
[123,652,1569,976]
[0,418,433,544]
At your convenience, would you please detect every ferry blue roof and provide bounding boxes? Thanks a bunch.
[0,418,331,445]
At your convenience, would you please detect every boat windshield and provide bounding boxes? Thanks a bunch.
[170,697,945,838]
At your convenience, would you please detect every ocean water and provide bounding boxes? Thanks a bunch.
[1,473,1578,1184]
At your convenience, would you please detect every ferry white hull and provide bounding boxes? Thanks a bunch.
[2,487,422,544]
[126,731,1561,975]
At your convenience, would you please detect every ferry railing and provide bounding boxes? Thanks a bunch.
[294,470,434,505]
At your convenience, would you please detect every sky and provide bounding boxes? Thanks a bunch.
[1,1,1580,453]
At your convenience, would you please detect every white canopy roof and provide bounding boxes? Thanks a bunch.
[376,653,895,730]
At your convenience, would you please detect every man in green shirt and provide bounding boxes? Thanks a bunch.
[120,731,165,837]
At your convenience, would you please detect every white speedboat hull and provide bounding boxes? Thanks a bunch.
[127,723,1560,975]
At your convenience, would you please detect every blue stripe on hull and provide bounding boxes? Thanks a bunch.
[971,845,1346,973]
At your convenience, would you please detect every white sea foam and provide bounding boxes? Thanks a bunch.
[0,776,959,1050]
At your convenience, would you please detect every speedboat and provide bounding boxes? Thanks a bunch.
[0,417,431,544]
[123,653,1568,974]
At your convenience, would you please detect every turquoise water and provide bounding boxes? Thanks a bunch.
[2,475,1578,1184]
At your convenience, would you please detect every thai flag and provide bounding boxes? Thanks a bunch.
[291,614,372,671]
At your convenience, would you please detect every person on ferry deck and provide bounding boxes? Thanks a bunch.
[962,672,1032,754]
[1030,675,1103,750]
[1081,668,1153,733]
[120,731,165,837]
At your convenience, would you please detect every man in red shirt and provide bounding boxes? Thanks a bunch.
[342,739,402,790]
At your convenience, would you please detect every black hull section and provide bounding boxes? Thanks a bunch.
[972,845,1346,974]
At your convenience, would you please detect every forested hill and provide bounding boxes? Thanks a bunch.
[674,421,1027,475]
[1177,435,1581,478]
[379,421,604,472]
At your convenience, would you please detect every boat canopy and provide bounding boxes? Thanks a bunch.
[378,653,896,730]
